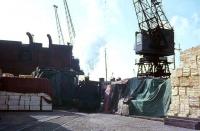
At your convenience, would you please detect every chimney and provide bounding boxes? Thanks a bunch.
[47,34,53,48]
[26,32,34,44]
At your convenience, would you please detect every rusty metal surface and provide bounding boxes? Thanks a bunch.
[0,77,52,97]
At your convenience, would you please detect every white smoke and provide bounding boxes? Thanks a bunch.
[73,0,136,80]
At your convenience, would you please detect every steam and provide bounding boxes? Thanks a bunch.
[86,37,106,71]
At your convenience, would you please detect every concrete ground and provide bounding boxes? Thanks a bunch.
[0,110,195,131]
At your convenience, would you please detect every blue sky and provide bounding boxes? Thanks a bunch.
[0,0,199,80]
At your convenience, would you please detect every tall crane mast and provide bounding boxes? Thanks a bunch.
[63,0,76,44]
[53,5,65,45]
[133,0,174,78]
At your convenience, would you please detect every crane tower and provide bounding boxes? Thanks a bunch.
[133,0,174,78]
[63,0,76,44]
[53,5,65,45]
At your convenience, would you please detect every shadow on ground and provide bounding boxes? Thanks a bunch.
[0,110,83,131]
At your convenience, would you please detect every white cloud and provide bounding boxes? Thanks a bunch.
[87,37,136,80]
[73,0,135,80]
[0,0,56,46]
[170,13,200,49]
[170,16,189,37]
[169,13,200,68]
[73,0,107,75]
[192,13,200,25]
[104,0,122,25]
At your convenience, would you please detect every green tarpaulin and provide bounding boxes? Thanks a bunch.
[126,78,171,117]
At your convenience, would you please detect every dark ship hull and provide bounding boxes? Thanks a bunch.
[0,34,82,75]
[0,33,83,107]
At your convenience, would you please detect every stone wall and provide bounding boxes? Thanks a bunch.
[168,45,200,118]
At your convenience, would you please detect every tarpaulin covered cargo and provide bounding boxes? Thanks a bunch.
[126,78,172,117]
[104,80,128,113]
[104,78,171,117]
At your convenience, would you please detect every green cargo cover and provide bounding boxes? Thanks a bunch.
[125,78,171,117]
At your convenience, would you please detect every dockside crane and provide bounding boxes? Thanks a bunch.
[63,0,76,44]
[132,0,174,78]
[53,5,65,45]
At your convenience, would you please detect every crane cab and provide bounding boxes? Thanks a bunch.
[135,28,175,56]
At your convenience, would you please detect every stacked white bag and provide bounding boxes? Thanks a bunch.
[0,91,52,111]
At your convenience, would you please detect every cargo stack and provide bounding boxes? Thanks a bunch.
[0,91,52,111]
[168,45,200,118]
[0,77,53,111]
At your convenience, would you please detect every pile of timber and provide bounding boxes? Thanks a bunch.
[169,45,200,118]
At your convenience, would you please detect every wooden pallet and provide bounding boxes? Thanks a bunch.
[164,116,200,130]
